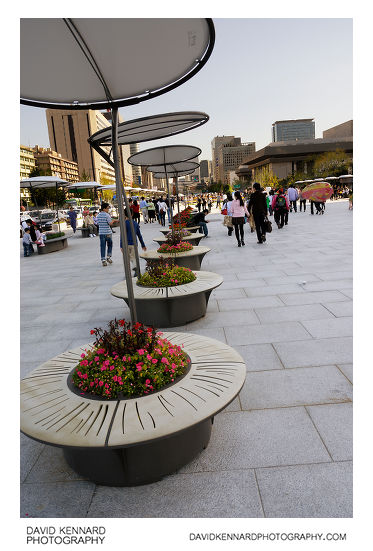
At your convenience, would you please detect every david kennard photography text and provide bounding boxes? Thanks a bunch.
[26,526,106,545]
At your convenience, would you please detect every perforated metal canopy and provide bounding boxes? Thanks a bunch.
[153,170,196,179]
[89,112,209,146]
[128,145,201,167]
[66,181,100,189]
[20,19,215,109]
[146,161,199,174]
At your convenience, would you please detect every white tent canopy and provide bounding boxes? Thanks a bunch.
[20,176,70,188]
[66,181,100,189]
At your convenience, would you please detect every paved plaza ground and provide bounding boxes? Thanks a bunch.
[20,200,353,518]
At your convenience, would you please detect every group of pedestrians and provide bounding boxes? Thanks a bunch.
[131,196,172,226]
[21,219,46,257]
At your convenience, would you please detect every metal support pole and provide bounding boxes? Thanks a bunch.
[163,151,174,235]
[111,107,137,323]
[174,173,182,227]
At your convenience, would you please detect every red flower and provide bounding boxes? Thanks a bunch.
[90,330,96,335]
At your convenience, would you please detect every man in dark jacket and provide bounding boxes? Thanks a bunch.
[247,183,268,244]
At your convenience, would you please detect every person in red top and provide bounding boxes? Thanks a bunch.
[272,188,290,229]
[131,199,141,224]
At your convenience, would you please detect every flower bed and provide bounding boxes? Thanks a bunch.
[172,206,194,226]
[157,241,193,254]
[72,319,188,399]
[46,231,65,240]
[166,228,191,238]
[137,258,196,288]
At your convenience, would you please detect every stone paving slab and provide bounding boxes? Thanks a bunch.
[20,433,45,483]
[224,321,311,346]
[306,403,353,461]
[25,445,87,483]
[87,470,263,518]
[274,337,353,368]
[179,408,331,473]
[231,343,284,372]
[255,461,352,518]
[302,316,353,338]
[278,290,348,306]
[217,296,284,311]
[254,303,334,323]
[324,301,353,317]
[239,366,352,410]
[21,481,96,518]
[185,309,259,329]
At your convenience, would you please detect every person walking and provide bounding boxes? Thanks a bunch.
[131,200,141,224]
[222,192,234,236]
[96,202,113,266]
[197,197,202,212]
[287,184,298,212]
[139,196,149,223]
[158,198,167,226]
[267,189,275,216]
[272,188,290,229]
[67,206,78,234]
[120,210,147,277]
[147,199,156,223]
[247,183,268,244]
[231,191,250,247]
[299,190,307,212]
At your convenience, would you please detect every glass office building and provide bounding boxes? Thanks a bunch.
[272,119,315,142]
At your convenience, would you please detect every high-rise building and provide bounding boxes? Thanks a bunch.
[200,159,212,183]
[272,119,315,142]
[211,136,256,185]
[46,109,135,186]
[32,146,79,182]
[20,145,37,180]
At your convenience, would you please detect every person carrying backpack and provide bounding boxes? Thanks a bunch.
[272,188,290,229]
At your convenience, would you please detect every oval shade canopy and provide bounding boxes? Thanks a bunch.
[20,18,215,109]
[147,161,199,174]
[128,145,201,167]
[89,112,209,147]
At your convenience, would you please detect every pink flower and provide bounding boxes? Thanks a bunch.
[80,353,85,358]
[97,348,105,354]
[146,354,153,361]
[103,359,110,367]
[94,356,99,362]
[145,379,151,385]
[80,360,88,366]
[122,356,127,361]
[152,358,158,364]
[136,362,143,371]
[137,349,145,355]
[105,383,109,389]
[113,375,118,382]
[90,382,94,387]
[110,365,114,371]
[99,381,104,386]
[161,357,169,365]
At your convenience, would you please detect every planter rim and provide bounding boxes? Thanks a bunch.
[20,332,246,449]
[140,246,211,260]
[111,270,223,300]
[155,234,202,244]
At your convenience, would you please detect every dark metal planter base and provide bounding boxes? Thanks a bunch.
[154,234,204,247]
[122,289,213,327]
[37,237,68,254]
[63,418,213,486]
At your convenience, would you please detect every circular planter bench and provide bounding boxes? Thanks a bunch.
[20,332,246,486]
[159,225,200,235]
[37,236,68,254]
[154,233,204,247]
[111,271,223,327]
[140,246,211,271]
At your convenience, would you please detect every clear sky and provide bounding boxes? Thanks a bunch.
[20,18,352,162]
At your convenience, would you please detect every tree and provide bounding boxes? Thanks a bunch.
[312,149,352,178]
[255,166,279,188]
[79,170,91,182]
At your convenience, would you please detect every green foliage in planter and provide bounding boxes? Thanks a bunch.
[46,231,65,240]
[137,258,196,288]
[72,318,188,399]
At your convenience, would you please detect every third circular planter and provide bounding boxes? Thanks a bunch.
[140,245,211,271]
[111,271,223,327]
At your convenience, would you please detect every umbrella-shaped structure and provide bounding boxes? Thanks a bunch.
[20,176,70,230]
[147,161,200,225]
[128,145,201,235]
[20,18,215,323]
[301,182,334,202]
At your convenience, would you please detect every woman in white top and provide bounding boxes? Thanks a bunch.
[157,199,167,226]
[231,191,250,247]
[222,192,234,236]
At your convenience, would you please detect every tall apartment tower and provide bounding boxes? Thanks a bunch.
[211,136,256,185]
[272,119,315,142]
[46,109,135,186]
[200,159,212,183]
